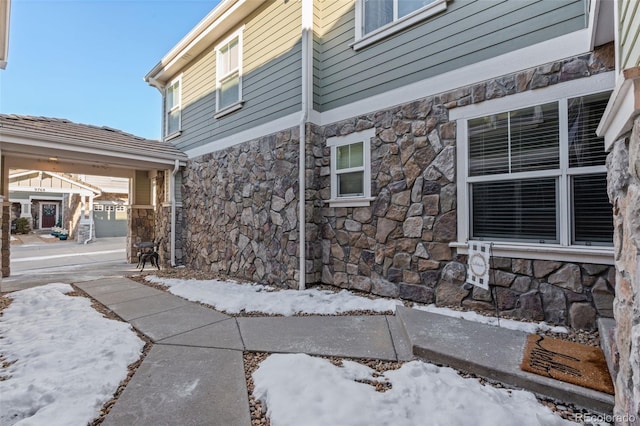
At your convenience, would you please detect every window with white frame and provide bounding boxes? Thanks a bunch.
[165,76,181,137]
[463,91,612,247]
[354,0,447,49]
[216,29,243,114]
[327,128,374,207]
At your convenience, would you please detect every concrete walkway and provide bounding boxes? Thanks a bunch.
[68,276,615,425]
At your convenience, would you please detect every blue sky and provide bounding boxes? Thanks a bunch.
[0,0,219,140]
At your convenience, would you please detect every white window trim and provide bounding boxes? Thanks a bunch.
[327,128,375,207]
[215,27,244,114]
[164,74,182,139]
[352,0,447,51]
[453,75,615,264]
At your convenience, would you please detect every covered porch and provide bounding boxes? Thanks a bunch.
[0,114,187,277]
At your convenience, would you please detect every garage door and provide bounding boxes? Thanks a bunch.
[94,204,127,238]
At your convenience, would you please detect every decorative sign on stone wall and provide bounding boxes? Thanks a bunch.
[467,241,492,290]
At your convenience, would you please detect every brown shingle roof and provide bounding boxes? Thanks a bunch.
[0,114,187,164]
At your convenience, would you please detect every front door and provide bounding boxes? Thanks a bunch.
[42,203,57,228]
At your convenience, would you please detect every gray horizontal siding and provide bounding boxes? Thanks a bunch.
[620,0,640,70]
[317,0,588,112]
[170,0,302,154]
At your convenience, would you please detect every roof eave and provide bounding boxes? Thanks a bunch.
[144,0,264,86]
[0,127,188,167]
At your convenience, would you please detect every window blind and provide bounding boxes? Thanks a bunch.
[568,93,609,168]
[468,102,559,176]
[572,174,613,245]
[471,178,557,242]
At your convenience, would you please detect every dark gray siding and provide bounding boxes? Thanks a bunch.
[316,0,588,112]
[171,0,302,153]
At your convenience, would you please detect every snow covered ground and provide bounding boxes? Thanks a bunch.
[0,284,144,426]
[253,353,576,426]
[0,278,587,425]
[145,275,401,315]
[146,275,568,334]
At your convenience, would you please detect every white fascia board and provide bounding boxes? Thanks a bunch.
[597,69,640,151]
[10,186,95,196]
[44,171,102,195]
[185,112,300,158]
[319,29,593,126]
[0,132,186,167]
[145,0,264,85]
[9,170,101,195]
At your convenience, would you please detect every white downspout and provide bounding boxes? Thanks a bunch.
[84,193,99,244]
[170,159,179,267]
[298,0,313,290]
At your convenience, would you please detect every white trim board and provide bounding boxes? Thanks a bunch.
[185,112,301,158]
[320,29,594,126]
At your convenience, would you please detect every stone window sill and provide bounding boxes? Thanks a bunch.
[328,197,375,208]
[450,241,614,265]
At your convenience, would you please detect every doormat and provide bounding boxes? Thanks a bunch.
[520,334,614,395]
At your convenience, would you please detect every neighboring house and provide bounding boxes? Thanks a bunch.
[8,170,129,239]
[0,0,9,70]
[146,0,616,328]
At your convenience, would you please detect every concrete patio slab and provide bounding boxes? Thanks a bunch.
[130,303,230,342]
[238,315,398,360]
[103,345,251,426]
[75,279,142,296]
[75,277,131,288]
[106,293,189,321]
[385,315,414,362]
[88,286,164,305]
[396,306,615,414]
[159,318,245,351]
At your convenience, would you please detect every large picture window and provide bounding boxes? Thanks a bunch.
[165,76,181,137]
[216,29,243,114]
[465,92,612,247]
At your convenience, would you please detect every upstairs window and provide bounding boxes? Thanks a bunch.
[363,0,435,34]
[354,0,447,49]
[465,92,612,247]
[165,76,181,137]
[327,128,374,207]
[215,29,243,115]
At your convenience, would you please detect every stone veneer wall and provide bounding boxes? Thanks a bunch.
[607,119,640,422]
[154,172,185,268]
[181,128,301,288]
[127,207,155,263]
[315,44,615,329]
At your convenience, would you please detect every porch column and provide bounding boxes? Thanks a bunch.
[1,153,9,277]
[128,170,155,263]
